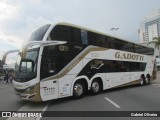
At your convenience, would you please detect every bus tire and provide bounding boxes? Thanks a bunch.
[145,75,150,85]
[73,81,84,99]
[140,76,145,86]
[90,80,101,95]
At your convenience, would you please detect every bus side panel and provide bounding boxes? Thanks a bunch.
[40,79,59,101]
[59,75,77,98]
[146,57,155,80]
[104,73,114,89]
[58,58,84,98]
[124,72,131,84]
[114,73,124,87]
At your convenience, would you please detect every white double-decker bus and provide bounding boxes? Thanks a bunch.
[13,22,156,102]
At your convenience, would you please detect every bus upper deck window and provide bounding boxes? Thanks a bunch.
[81,30,88,45]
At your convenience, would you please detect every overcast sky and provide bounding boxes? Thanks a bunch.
[0,0,160,63]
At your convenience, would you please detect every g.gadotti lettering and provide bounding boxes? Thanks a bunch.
[115,52,144,61]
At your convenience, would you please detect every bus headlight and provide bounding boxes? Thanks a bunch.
[25,85,35,92]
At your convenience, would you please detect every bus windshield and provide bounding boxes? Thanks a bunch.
[15,49,39,82]
[29,24,51,41]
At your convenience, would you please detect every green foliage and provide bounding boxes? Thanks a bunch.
[147,37,160,49]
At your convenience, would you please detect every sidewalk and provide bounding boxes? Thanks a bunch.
[157,70,160,74]
[151,71,160,84]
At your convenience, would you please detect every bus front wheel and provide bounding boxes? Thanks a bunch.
[140,76,145,85]
[73,81,84,99]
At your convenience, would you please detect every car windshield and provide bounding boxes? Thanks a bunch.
[29,24,51,41]
[15,48,39,82]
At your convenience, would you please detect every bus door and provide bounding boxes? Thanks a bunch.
[39,44,60,101]
[40,79,59,101]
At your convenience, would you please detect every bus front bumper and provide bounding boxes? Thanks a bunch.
[14,83,42,102]
[16,93,36,100]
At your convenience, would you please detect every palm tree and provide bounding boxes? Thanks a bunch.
[148,37,160,57]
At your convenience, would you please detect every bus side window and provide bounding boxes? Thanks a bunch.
[105,37,110,48]
[40,46,58,80]
[71,27,82,44]
[81,30,88,45]
[97,35,106,47]
[106,37,115,49]
[88,32,106,47]
[49,25,72,42]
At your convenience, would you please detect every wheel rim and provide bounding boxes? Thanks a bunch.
[74,83,83,96]
[145,77,149,84]
[92,81,99,93]
[140,78,144,85]
[146,76,150,85]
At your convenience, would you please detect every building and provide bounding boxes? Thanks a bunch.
[139,9,160,43]
[139,9,160,57]
[139,10,160,70]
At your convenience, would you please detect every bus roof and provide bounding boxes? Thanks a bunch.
[54,22,153,49]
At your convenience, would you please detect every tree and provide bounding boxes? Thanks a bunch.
[148,37,160,57]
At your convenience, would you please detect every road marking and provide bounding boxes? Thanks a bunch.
[36,102,50,120]
[6,102,50,120]
[105,97,121,108]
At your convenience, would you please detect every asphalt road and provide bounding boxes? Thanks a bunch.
[0,72,160,120]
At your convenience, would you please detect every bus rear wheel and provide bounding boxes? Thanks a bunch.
[145,75,150,85]
[73,81,84,99]
[140,76,145,85]
[90,80,101,95]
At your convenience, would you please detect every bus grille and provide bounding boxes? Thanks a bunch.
[14,88,25,93]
